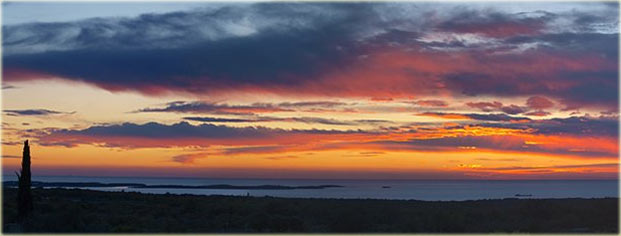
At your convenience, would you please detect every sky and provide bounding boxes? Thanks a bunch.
[1,1,619,179]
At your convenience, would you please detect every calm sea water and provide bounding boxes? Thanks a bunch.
[3,175,618,201]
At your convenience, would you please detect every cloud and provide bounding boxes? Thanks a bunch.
[3,3,378,95]
[264,155,299,160]
[1,155,21,159]
[466,113,531,122]
[36,121,372,148]
[370,97,394,102]
[221,145,288,155]
[3,3,616,111]
[342,151,386,157]
[183,115,392,126]
[436,9,548,38]
[500,105,527,115]
[442,50,618,110]
[184,116,357,126]
[277,101,348,108]
[135,101,292,115]
[376,134,617,158]
[474,158,520,162]
[408,100,448,107]
[478,116,619,138]
[526,96,554,110]
[21,114,617,159]
[288,117,356,126]
[1,141,22,146]
[138,101,371,120]
[465,101,529,115]
[418,112,531,122]
[524,111,551,117]
[3,109,74,116]
[355,119,393,124]
[49,122,272,139]
[466,101,503,112]
[171,152,207,164]
[504,33,618,58]
[417,112,471,120]
[482,163,618,171]
[415,113,618,140]
[533,116,619,137]
[182,117,255,123]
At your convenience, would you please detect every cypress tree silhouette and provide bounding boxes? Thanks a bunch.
[16,140,33,221]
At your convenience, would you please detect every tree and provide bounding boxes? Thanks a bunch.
[17,140,33,221]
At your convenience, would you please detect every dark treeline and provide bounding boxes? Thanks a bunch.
[2,187,618,233]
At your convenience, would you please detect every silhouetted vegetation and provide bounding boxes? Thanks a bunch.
[15,140,32,221]
[2,188,617,233]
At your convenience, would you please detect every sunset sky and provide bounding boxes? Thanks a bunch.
[1,2,619,179]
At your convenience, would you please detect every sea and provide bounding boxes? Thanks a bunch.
[2,175,618,201]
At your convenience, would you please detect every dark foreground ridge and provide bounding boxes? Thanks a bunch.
[2,181,343,190]
[2,188,618,233]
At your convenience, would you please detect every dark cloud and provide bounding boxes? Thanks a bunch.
[500,105,527,115]
[505,32,619,58]
[50,121,272,139]
[436,9,549,37]
[277,101,348,108]
[3,109,74,116]
[1,141,22,146]
[138,101,364,118]
[444,58,618,110]
[354,119,392,124]
[3,3,618,111]
[1,155,20,159]
[479,116,619,137]
[136,101,292,115]
[289,117,355,126]
[466,101,527,115]
[3,3,382,94]
[4,29,359,94]
[465,113,531,122]
[3,3,374,54]
[466,101,503,112]
[183,117,254,123]
[533,116,619,137]
[526,96,554,110]
[419,112,531,122]
[183,116,389,126]
[37,121,369,148]
[408,100,448,107]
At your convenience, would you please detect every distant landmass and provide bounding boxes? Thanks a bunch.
[2,181,343,190]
